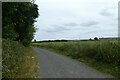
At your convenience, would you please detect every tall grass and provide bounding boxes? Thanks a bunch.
[33,41,119,65]
[15,47,39,78]
[2,39,25,77]
[2,39,39,78]
[32,40,120,77]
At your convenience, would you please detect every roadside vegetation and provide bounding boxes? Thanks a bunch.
[2,39,39,78]
[2,2,39,78]
[32,40,120,78]
[15,47,39,78]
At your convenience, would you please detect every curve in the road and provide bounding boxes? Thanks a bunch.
[33,47,113,78]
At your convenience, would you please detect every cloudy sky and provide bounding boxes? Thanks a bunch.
[34,0,119,41]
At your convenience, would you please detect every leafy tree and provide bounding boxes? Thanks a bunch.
[2,2,39,46]
[89,38,92,40]
[34,39,37,42]
[94,37,99,40]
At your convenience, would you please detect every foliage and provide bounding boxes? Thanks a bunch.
[2,39,25,77]
[94,37,99,40]
[2,39,39,78]
[2,2,39,46]
[15,47,39,78]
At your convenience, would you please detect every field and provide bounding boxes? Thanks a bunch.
[32,40,120,77]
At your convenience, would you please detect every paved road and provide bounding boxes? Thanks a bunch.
[33,47,113,78]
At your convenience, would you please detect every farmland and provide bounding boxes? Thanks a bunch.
[32,40,120,77]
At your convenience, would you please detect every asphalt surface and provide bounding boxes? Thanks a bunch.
[33,47,113,78]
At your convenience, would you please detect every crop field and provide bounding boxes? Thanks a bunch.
[32,40,120,77]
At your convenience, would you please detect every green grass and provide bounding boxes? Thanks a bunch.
[15,47,39,78]
[32,40,120,78]
[2,39,39,78]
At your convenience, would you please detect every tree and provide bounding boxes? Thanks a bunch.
[34,39,36,42]
[2,2,39,46]
[94,37,99,40]
[89,38,92,40]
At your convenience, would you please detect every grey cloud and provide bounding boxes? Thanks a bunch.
[100,10,112,17]
[80,21,99,27]
[85,31,96,34]
[100,7,115,17]
[63,23,78,26]
[45,25,70,33]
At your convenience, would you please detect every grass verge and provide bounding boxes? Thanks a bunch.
[15,47,39,78]
[2,39,39,78]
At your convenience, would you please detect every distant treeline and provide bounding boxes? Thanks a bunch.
[33,39,98,43]
[34,40,69,43]
[33,37,120,43]
[33,37,100,43]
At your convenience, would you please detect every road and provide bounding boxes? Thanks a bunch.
[33,47,113,78]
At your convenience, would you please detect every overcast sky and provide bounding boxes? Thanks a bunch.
[34,0,119,41]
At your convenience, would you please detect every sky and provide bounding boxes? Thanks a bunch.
[34,0,119,41]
